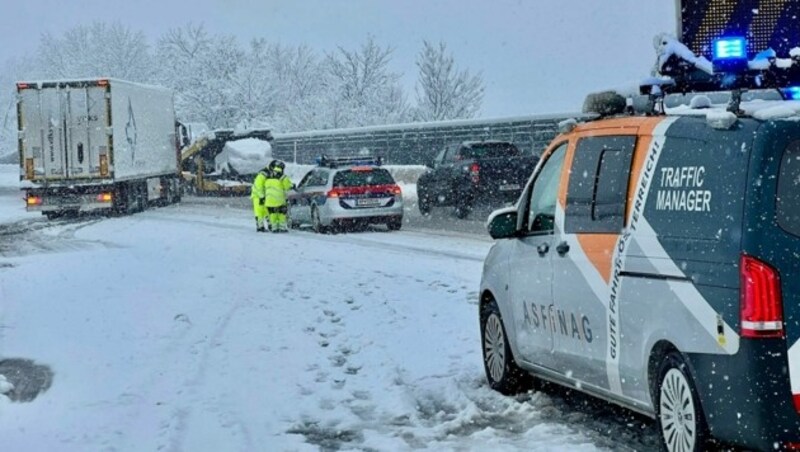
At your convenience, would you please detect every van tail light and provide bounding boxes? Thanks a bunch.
[740,254,783,338]
[327,188,341,198]
[469,163,480,184]
[793,395,800,414]
[389,184,402,195]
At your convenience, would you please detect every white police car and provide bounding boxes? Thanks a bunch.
[288,156,404,233]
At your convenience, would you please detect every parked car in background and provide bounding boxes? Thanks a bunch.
[288,156,403,233]
[416,140,538,218]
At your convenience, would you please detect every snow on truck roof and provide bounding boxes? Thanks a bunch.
[16,77,172,93]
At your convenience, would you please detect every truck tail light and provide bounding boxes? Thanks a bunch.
[26,195,42,206]
[740,254,783,338]
[469,163,480,184]
[96,193,113,203]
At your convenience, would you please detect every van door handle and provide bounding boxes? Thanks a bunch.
[556,241,570,256]
[537,243,549,256]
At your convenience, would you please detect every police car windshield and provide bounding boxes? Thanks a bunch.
[333,168,394,187]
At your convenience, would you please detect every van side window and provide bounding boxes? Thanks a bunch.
[527,142,567,234]
[777,141,800,237]
[566,136,636,234]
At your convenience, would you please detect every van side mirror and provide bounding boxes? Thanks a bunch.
[487,208,519,239]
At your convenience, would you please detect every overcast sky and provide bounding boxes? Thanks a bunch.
[0,0,677,118]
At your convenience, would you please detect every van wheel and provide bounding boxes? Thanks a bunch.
[655,352,709,452]
[480,298,531,395]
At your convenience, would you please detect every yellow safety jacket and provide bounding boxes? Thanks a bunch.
[263,174,293,207]
[250,171,268,200]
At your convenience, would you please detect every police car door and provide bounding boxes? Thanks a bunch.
[553,135,636,390]
[509,142,567,369]
[290,171,315,222]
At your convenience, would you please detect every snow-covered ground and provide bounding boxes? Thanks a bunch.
[0,164,38,224]
[0,192,659,450]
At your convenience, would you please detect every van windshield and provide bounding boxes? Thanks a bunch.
[777,141,800,237]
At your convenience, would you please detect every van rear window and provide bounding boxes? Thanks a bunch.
[777,141,800,237]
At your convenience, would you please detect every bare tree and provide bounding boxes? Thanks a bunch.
[0,56,42,159]
[156,24,244,128]
[38,22,153,81]
[324,36,408,128]
[414,40,484,121]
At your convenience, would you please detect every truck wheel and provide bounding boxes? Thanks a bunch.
[655,352,709,452]
[44,211,63,220]
[480,298,532,395]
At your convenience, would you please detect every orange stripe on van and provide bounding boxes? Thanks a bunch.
[565,117,665,283]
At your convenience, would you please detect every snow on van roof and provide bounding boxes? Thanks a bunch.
[667,99,800,121]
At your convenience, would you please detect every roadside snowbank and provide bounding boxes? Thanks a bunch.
[0,164,36,223]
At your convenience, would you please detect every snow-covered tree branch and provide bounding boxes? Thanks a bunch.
[414,40,484,121]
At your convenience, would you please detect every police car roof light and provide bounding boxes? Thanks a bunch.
[782,86,800,100]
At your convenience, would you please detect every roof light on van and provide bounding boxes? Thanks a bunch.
[782,86,800,100]
[713,37,748,73]
[713,37,746,60]
[740,254,783,339]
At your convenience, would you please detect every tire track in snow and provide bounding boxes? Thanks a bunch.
[163,294,256,452]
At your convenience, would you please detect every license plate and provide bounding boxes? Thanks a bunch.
[356,198,382,207]
[499,184,521,191]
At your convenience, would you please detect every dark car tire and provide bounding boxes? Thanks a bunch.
[454,203,470,219]
[418,193,431,215]
[654,352,710,452]
[480,298,532,395]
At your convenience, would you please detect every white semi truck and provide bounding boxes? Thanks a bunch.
[16,78,181,218]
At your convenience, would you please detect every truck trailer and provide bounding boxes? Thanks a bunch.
[16,78,181,218]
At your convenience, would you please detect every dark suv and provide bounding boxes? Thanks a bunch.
[416,140,538,218]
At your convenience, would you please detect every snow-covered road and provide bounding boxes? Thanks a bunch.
[0,188,660,450]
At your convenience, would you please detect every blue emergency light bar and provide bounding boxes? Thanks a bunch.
[713,37,747,60]
[783,87,800,101]
[317,155,383,168]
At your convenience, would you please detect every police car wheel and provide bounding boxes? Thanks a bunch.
[480,299,531,395]
[655,352,709,452]
[311,206,326,234]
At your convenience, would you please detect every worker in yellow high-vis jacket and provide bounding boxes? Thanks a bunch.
[263,160,293,232]
[250,165,271,232]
